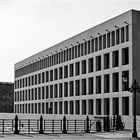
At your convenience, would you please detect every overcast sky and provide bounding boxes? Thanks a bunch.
[1,0,140,82]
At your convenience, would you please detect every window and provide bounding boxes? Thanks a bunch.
[96,99,101,115]
[54,102,57,114]
[82,100,86,115]
[112,73,119,92]
[103,34,106,49]
[59,101,63,114]
[122,71,129,91]
[64,101,68,114]
[42,72,45,83]
[81,43,83,56]
[54,84,58,98]
[78,45,80,57]
[59,67,63,79]
[104,74,110,93]
[82,79,86,95]
[42,87,45,99]
[70,64,74,77]
[64,65,68,78]
[112,50,119,67]
[96,55,101,71]
[99,36,102,50]
[46,102,48,114]
[122,97,129,115]
[96,76,101,94]
[88,58,93,73]
[88,77,93,94]
[59,83,63,97]
[72,47,74,59]
[84,42,87,55]
[50,70,53,81]
[88,99,93,115]
[116,29,120,45]
[38,88,41,100]
[107,32,110,47]
[121,27,124,43]
[54,69,58,80]
[95,38,98,51]
[75,45,77,58]
[122,47,129,65]
[64,82,68,97]
[111,31,115,46]
[82,60,86,74]
[104,53,110,69]
[91,39,94,52]
[69,48,71,60]
[75,100,80,115]
[50,85,53,98]
[104,98,110,115]
[69,101,74,115]
[113,98,119,115]
[75,62,80,76]
[75,80,80,96]
[46,71,49,82]
[88,40,91,54]
[69,81,74,96]
[126,25,129,41]
[46,86,49,99]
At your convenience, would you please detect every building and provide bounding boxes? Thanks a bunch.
[0,82,14,113]
[14,10,140,121]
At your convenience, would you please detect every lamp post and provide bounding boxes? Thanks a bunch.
[122,75,140,138]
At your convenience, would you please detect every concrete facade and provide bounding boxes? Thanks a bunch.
[14,10,140,125]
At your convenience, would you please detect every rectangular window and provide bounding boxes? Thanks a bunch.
[50,85,53,98]
[96,99,101,115]
[82,79,86,95]
[88,99,93,115]
[72,47,74,59]
[42,72,44,83]
[104,53,110,69]
[113,73,119,92]
[75,100,80,115]
[69,81,74,96]
[88,40,91,54]
[88,77,93,94]
[111,31,115,46]
[75,80,80,96]
[69,48,71,60]
[46,71,49,82]
[78,45,80,57]
[104,98,110,115]
[46,86,49,99]
[96,76,101,94]
[54,68,58,80]
[91,39,94,53]
[122,71,129,91]
[116,29,120,45]
[59,83,63,97]
[64,101,68,114]
[112,50,119,67]
[113,98,119,115]
[122,97,129,115]
[54,102,57,114]
[88,58,93,73]
[96,55,101,71]
[121,27,124,43]
[59,101,63,114]
[75,62,80,76]
[104,74,110,93]
[69,101,74,115]
[82,100,86,115]
[70,64,74,77]
[99,36,102,50]
[38,88,41,100]
[54,84,58,98]
[42,87,45,99]
[64,82,68,97]
[84,42,87,55]
[46,102,48,114]
[64,65,68,78]
[75,45,77,58]
[81,43,83,56]
[126,25,129,41]
[50,70,53,81]
[103,34,106,49]
[50,102,53,114]
[82,60,86,74]
[107,32,110,47]
[95,38,98,51]
[122,47,129,65]
[59,67,63,79]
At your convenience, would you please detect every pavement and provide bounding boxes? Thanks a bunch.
[0,130,139,140]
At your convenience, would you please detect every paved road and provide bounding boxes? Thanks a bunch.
[0,131,138,140]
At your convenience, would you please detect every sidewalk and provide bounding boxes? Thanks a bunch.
[0,130,139,140]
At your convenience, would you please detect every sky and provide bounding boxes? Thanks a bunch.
[1,0,140,82]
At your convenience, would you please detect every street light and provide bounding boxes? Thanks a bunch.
[122,75,140,138]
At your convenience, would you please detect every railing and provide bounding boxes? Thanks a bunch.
[0,115,124,134]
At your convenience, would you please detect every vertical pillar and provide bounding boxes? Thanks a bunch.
[62,116,67,134]
[39,115,44,134]
[14,115,19,134]
[86,116,90,133]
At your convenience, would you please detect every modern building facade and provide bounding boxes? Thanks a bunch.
[0,82,14,113]
[14,10,140,120]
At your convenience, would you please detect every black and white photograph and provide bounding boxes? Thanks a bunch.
[0,0,140,139]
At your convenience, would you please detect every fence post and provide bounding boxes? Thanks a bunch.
[14,115,19,134]
[62,116,67,134]
[39,115,44,134]
[86,116,90,133]
[106,115,110,132]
